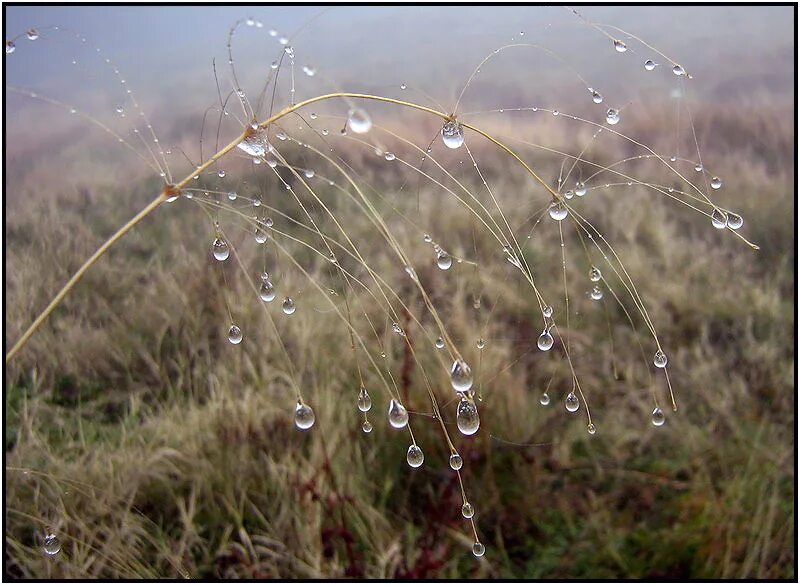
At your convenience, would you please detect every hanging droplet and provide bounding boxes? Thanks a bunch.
[565,392,580,413]
[564,190,574,200]
[295,401,315,430]
[613,39,627,52]
[423,233,432,243]
[591,90,603,104]
[537,330,554,351]
[304,168,315,178]
[548,201,568,221]
[282,297,296,315]
[259,280,276,302]
[26,28,39,41]
[436,250,453,270]
[472,542,486,557]
[384,152,396,161]
[644,59,657,71]
[587,423,597,435]
[651,407,666,427]
[435,337,445,349]
[590,286,604,301]
[726,212,743,230]
[254,226,268,244]
[589,266,602,282]
[115,105,125,115]
[276,131,287,141]
[653,350,668,368]
[218,169,226,178]
[212,237,230,261]
[400,83,407,90]
[450,359,474,393]
[228,324,243,345]
[302,65,316,77]
[711,208,728,229]
[605,108,620,125]
[388,399,409,428]
[456,396,481,436]
[406,444,424,468]
[575,182,587,197]
[542,305,553,318]
[362,420,373,433]
[461,502,475,518]
[540,392,551,406]
[441,120,465,149]
[695,163,704,172]
[710,176,722,190]
[42,533,61,556]
[357,387,372,412]
[347,108,372,134]
[672,64,686,76]
[6,41,16,54]
[449,453,463,470]
[476,338,485,349]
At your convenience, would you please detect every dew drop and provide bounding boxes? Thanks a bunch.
[347,108,372,134]
[218,170,226,178]
[564,190,574,200]
[449,453,463,470]
[435,337,445,349]
[591,90,603,104]
[711,208,727,229]
[436,250,453,270]
[362,420,373,433]
[357,387,372,412]
[644,59,657,71]
[476,338,485,349]
[587,423,597,435]
[304,168,315,178]
[575,182,587,197]
[302,65,316,77]
[26,28,39,41]
[450,359,473,393]
[726,212,743,230]
[441,120,465,149]
[115,105,124,114]
[613,39,627,52]
[672,64,686,76]
[589,266,602,282]
[406,444,424,468]
[456,396,480,436]
[548,201,568,221]
[605,108,620,125]
[565,392,580,413]
[282,297,296,315]
[391,322,405,336]
[211,237,230,261]
[6,40,16,54]
[461,502,475,518]
[540,392,551,406]
[542,305,553,318]
[400,83,407,90]
[651,407,666,427]
[653,350,668,368]
[384,152,396,161]
[227,191,237,201]
[270,60,278,69]
[388,399,409,428]
[295,401,315,430]
[590,285,604,301]
[42,533,60,556]
[537,330,554,351]
[423,233,432,243]
[259,280,276,302]
[710,176,722,190]
[472,542,486,557]
[228,324,243,345]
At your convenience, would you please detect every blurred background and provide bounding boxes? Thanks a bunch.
[4,5,795,579]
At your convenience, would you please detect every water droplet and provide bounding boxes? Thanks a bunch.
[651,407,665,426]
[587,423,597,435]
[537,330,554,351]
[295,401,315,430]
[449,453,463,470]
[565,392,580,413]
[384,152,396,161]
[357,387,372,412]
[441,120,465,149]
[542,305,553,318]
[423,233,432,243]
[228,324,243,345]
[548,201,568,221]
[115,105,124,114]
[309,112,318,120]
[388,399,409,428]
[613,39,627,52]
[672,64,686,76]
[217,170,226,178]
[476,338,485,349]
[472,542,486,557]
[276,131,287,141]
[347,108,372,134]
[212,237,230,261]
[590,285,604,301]
[391,322,405,336]
[6,41,16,54]
[710,176,722,190]
[237,131,271,157]
[575,182,587,197]
[605,108,620,125]
[362,420,373,433]
[302,65,316,77]
[282,297,296,315]
[270,60,278,69]
[26,28,39,41]
[435,337,445,349]
[42,533,60,556]
[436,250,453,270]
[711,208,727,229]
[265,217,274,227]
[259,280,276,302]
[653,350,668,368]
[461,502,475,518]
[589,266,602,282]
[591,90,603,104]
[540,392,551,406]
[726,212,743,230]
[227,191,237,201]
[304,168,315,179]
[406,444,424,468]
[456,396,480,435]
[450,359,473,393]
[564,190,574,200]
[644,59,657,71]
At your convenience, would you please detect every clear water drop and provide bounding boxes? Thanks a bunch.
[564,190,574,200]
[227,191,237,201]
[590,285,604,301]
[672,64,686,76]
[357,387,372,412]
[228,325,243,345]
[613,39,627,53]
[606,108,620,125]
[450,359,474,393]
[472,542,486,557]
[441,120,465,149]
[391,322,405,336]
[589,266,602,282]
[423,233,432,243]
[435,337,445,349]
[711,208,728,229]
[565,392,580,413]
[456,396,480,436]
[347,108,372,134]
[295,401,315,430]
[6,41,16,54]
[26,29,39,41]
[259,280,276,302]
[362,420,373,433]
[388,399,409,428]
[303,169,315,179]
[436,250,453,270]
[449,453,463,470]
[644,59,657,71]
[591,90,603,104]
[726,212,743,230]
[212,238,230,261]
[653,350,668,368]
[548,201,568,221]
[476,338,485,349]
[406,444,424,468]
[587,423,597,435]
[115,105,124,114]
[42,533,60,556]
[695,163,704,172]
[540,392,551,406]
[384,152,396,162]
[651,407,666,426]
[710,176,723,190]
[537,330,554,351]
[542,305,553,318]
[461,502,475,518]
[282,297,296,315]
[400,83,407,90]
[575,182,587,197]
[217,170,226,178]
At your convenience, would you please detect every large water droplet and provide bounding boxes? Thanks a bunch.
[726,212,743,230]
[254,226,268,244]
[565,392,580,413]
[295,401,315,430]
[591,90,603,104]
[6,41,16,54]
[388,399,409,428]
[435,337,445,349]
[575,182,587,197]
[450,359,473,393]
[653,350,668,368]
[406,444,424,468]
[456,396,480,435]
[587,423,597,435]
[259,280,276,302]
[347,108,372,134]
[711,208,727,229]
[537,330,554,351]
[436,250,453,270]
[26,28,39,41]
[42,533,61,556]
[672,64,686,76]
[613,39,627,53]
[542,305,553,318]
[228,324,243,345]
[472,542,486,557]
[644,59,657,71]
[237,131,271,157]
[710,176,723,190]
[441,120,465,149]
[461,502,475,518]
[651,407,666,427]
[282,297,296,315]
[362,420,373,433]
[357,387,372,412]
[449,453,463,470]
[589,266,602,282]
[548,201,568,221]
[590,286,604,301]
[606,108,620,125]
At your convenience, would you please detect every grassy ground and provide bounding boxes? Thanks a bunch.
[4,96,795,579]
